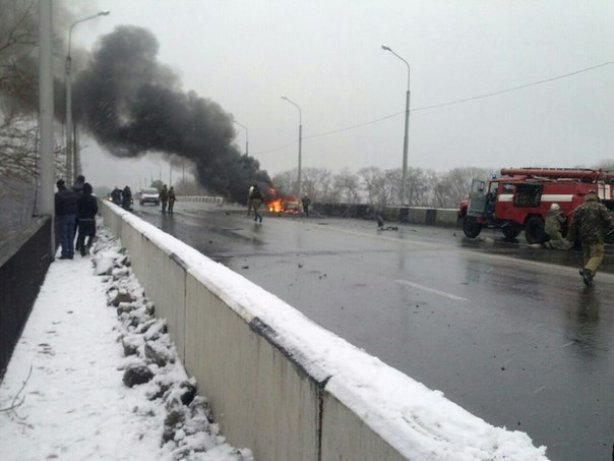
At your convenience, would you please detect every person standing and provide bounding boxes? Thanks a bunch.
[168,186,176,214]
[76,182,98,256]
[72,174,85,196]
[159,184,169,213]
[566,191,614,285]
[55,179,78,260]
[111,186,122,205]
[122,185,132,211]
[71,174,86,243]
[248,184,263,223]
[301,194,311,217]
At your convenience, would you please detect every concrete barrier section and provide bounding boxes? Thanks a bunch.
[185,272,324,460]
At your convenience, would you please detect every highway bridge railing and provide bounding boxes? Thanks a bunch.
[173,196,461,227]
[100,200,546,461]
[0,217,53,380]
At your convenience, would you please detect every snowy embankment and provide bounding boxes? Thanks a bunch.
[0,226,253,461]
[104,203,550,461]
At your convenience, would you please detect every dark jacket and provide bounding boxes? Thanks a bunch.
[567,194,613,244]
[78,194,98,220]
[55,186,79,216]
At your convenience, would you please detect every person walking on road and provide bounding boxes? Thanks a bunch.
[168,186,176,214]
[159,184,169,213]
[566,191,614,285]
[76,182,98,256]
[55,179,79,260]
[246,185,254,216]
[248,184,263,223]
[301,194,311,217]
[544,203,571,250]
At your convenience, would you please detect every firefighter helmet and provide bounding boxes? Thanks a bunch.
[550,203,560,212]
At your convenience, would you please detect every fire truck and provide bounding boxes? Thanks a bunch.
[459,168,614,243]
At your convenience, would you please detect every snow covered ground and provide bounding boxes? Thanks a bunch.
[0,218,550,460]
[0,226,253,461]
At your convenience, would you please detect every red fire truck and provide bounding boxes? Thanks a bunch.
[459,168,614,243]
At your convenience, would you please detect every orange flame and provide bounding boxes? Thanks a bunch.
[267,198,283,212]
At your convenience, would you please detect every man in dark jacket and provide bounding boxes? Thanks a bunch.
[159,185,169,213]
[55,179,79,259]
[76,183,98,256]
[72,174,85,196]
[168,186,176,214]
[566,191,614,285]
[121,185,132,211]
[111,187,121,205]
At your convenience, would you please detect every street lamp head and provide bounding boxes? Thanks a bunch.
[381,45,391,51]
[281,96,287,100]
[98,10,111,16]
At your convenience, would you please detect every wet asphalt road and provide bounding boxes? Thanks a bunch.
[134,202,613,461]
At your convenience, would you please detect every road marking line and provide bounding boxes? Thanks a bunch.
[395,279,469,302]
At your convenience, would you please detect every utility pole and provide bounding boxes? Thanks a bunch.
[38,0,55,256]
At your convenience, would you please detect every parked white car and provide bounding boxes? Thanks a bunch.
[139,187,160,206]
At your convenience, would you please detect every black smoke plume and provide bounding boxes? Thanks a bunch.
[73,26,270,203]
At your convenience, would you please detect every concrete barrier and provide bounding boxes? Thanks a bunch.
[184,272,325,460]
[99,201,547,461]
[311,203,460,227]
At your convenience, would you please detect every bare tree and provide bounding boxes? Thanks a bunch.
[594,159,614,171]
[404,167,438,206]
[0,0,39,114]
[301,167,332,202]
[332,169,360,204]
[358,167,391,208]
[433,167,491,208]
[271,169,296,196]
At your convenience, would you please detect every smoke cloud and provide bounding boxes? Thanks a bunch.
[73,25,270,203]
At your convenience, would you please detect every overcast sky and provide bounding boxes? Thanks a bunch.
[62,0,614,190]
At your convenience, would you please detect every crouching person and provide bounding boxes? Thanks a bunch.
[544,203,571,250]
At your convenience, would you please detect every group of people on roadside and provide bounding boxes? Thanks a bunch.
[112,184,176,214]
[544,191,614,286]
[55,175,98,260]
[111,185,133,211]
[158,184,176,214]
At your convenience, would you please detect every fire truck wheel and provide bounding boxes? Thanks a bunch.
[462,216,481,238]
[524,216,546,244]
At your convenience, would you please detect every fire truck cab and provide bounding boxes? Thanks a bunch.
[459,168,614,243]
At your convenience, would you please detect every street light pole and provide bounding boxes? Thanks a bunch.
[382,45,410,206]
[233,120,249,156]
[65,10,110,183]
[281,96,302,197]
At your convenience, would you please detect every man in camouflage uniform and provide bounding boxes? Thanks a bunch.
[566,191,614,285]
